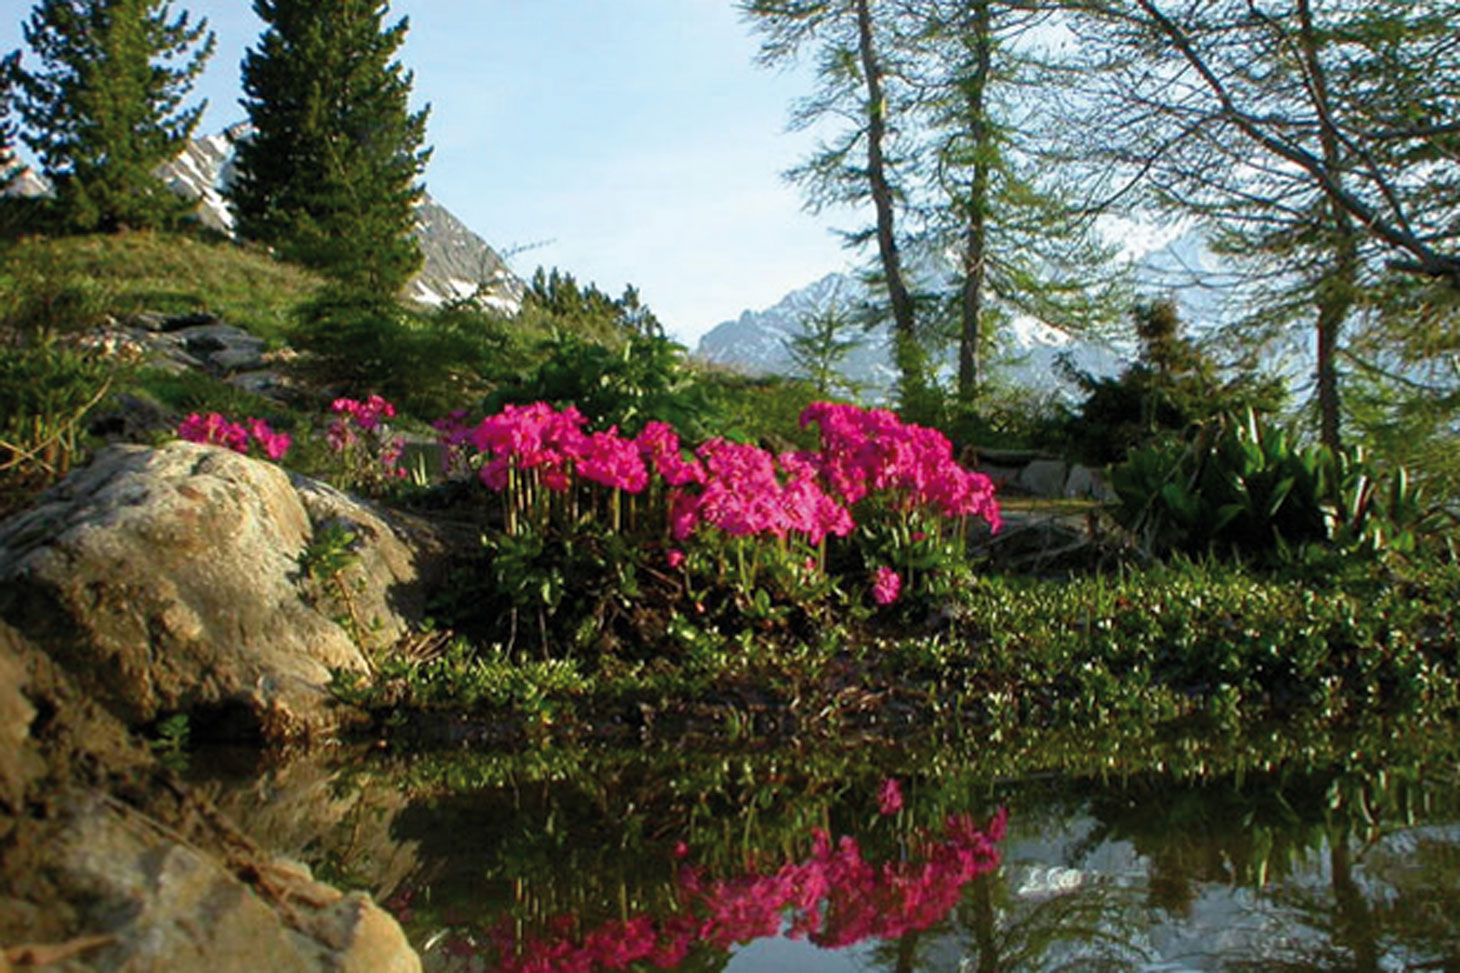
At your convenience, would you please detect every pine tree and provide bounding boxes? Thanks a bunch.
[4,0,214,232]
[229,0,431,297]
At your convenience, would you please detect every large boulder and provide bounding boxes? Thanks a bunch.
[0,442,448,741]
[0,620,422,973]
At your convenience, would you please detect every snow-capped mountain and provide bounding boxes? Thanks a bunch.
[694,228,1246,400]
[157,126,524,312]
[3,126,524,313]
[694,271,1122,400]
[697,272,897,392]
[156,125,241,236]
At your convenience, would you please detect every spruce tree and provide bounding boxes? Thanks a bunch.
[230,0,431,297]
[4,0,214,232]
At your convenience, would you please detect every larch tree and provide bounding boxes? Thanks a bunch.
[740,0,930,418]
[785,298,866,399]
[1065,0,1460,449]
[899,0,1127,405]
[228,0,431,297]
[742,0,1126,417]
[3,0,213,232]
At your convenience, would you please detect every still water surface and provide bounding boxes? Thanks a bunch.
[198,723,1460,971]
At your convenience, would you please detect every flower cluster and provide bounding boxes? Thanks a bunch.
[456,401,1000,549]
[332,393,396,432]
[877,776,904,815]
[177,412,291,460]
[872,566,903,606]
[329,395,407,482]
[467,402,650,493]
[462,807,1008,972]
[799,402,1002,531]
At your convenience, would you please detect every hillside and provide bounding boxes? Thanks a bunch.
[6,125,526,313]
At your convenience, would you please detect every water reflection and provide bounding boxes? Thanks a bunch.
[194,723,1460,972]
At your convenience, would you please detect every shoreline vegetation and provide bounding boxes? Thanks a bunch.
[2,231,1459,755]
[7,0,1460,961]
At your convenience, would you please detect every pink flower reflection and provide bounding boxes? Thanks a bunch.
[450,808,1007,972]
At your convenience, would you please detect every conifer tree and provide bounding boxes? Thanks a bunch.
[3,0,214,232]
[229,0,431,297]
[1068,0,1460,449]
[785,300,864,400]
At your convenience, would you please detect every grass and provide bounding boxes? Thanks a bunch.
[1,230,323,341]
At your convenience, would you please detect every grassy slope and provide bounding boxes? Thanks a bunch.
[2,231,323,341]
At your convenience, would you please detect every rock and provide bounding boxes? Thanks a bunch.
[174,324,268,374]
[51,798,337,971]
[0,442,446,741]
[0,627,40,818]
[87,393,173,445]
[202,749,419,906]
[311,893,423,973]
[225,370,291,398]
[121,311,172,333]
[1064,464,1113,501]
[0,624,423,973]
[289,476,452,653]
[975,463,1022,494]
[50,802,421,973]
[979,511,1098,575]
[1017,459,1070,498]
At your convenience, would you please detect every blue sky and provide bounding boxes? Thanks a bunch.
[3,1,856,344]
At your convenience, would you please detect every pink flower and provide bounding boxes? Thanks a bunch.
[179,413,289,460]
[247,419,292,460]
[666,549,686,569]
[331,394,397,432]
[872,566,902,606]
[878,777,903,815]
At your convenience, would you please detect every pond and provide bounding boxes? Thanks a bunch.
[194,720,1460,972]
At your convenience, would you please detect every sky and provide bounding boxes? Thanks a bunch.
[2,1,857,346]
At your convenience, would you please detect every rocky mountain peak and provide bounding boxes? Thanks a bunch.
[4,128,525,313]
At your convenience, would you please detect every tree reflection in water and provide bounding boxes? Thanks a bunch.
[192,722,1460,972]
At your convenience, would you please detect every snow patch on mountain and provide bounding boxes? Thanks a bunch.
[6,129,524,313]
[155,127,524,312]
[695,226,1243,400]
[694,270,1120,399]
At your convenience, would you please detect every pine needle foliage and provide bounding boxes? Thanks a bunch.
[3,0,214,232]
[229,0,431,298]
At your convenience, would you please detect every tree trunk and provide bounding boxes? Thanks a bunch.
[1298,0,1354,451]
[854,0,922,404]
[1328,824,1381,972]
[957,0,994,404]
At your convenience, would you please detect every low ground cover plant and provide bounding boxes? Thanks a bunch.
[175,393,1460,735]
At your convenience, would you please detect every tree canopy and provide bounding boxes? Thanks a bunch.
[228,0,431,297]
[3,0,214,232]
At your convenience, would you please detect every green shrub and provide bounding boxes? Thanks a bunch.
[692,370,825,450]
[486,331,714,438]
[291,289,500,420]
[0,242,115,336]
[1108,410,1448,563]
[1063,301,1285,465]
[0,337,122,510]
